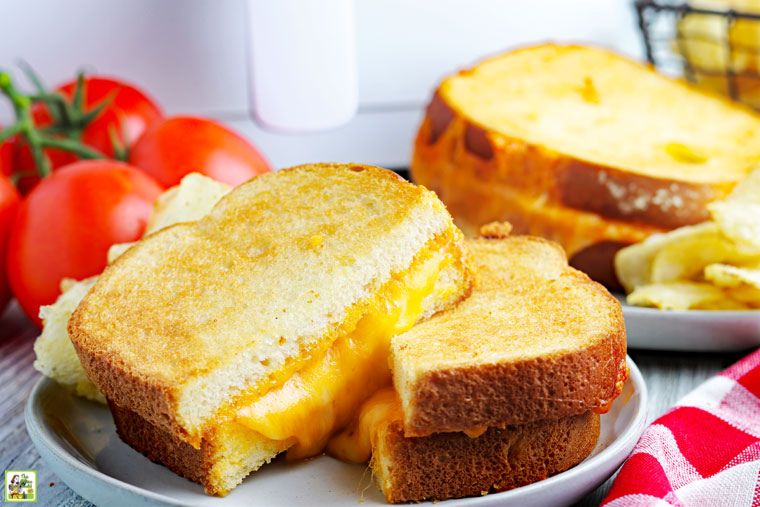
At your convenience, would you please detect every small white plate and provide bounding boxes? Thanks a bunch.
[26,358,647,507]
[619,296,760,351]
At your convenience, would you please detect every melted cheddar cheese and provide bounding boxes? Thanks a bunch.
[235,243,455,460]
[327,388,489,464]
[327,387,401,463]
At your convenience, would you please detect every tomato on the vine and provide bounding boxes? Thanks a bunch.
[129,116,271,188]
[8,77,163,193]
[0,174,20,315]
[6,160,162,326]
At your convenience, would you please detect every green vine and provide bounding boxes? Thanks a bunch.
[0,68,113,180]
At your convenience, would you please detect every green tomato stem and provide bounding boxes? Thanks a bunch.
[40,137,104,159]
[0,69,109,182]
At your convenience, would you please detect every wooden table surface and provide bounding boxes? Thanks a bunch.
[0,302,750,506]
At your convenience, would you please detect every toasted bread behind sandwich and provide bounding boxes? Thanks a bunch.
[69,163,468,449]
[412,44,760,287]
[392,229,627,437]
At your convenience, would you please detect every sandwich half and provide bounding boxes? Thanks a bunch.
[329,225,626,502]
[69,163,471,494]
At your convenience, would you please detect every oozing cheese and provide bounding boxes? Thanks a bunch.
[235,245,454,460]
[327,388,487,464]
[326,387,401,464]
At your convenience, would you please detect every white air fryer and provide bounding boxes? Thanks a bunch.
[0,0,642,168]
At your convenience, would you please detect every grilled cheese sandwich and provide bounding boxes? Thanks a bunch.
[69,163,472,494]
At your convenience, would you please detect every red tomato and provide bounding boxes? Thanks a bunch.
[0,133,13,177]
[129,116,270,188]
[0,175,20,315]
[7,160,162,326]
[11,76,163,193]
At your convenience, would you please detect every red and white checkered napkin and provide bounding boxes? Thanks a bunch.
[602,348,760,507]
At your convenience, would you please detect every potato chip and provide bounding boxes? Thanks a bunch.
[146,172,231,235]
[619,167,760,311]
[709,167,760,253]
[626,282,728,310]
[728,285,760,307]
[36,276,104,403]
[107,242,134,264]
[649,226,755,283]
[614,222,717,293]
[704,262,760,289]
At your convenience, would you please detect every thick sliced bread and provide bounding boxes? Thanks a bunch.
[69,163,464,446]
[391,229,627,437]
[412,44,760,287]
[374,409,599,503]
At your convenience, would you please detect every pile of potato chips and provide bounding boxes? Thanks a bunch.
[615,168,760,310]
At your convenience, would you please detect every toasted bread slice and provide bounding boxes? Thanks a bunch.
[391,231,627,437]
[69,163,468,447]
[412,44,760,286]
[330,388,600,503]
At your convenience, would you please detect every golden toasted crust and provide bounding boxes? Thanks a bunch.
[412,124,661,287]
[109,401,288,496]
[69,163,458,445]
[392,236,627,437]
[412,44,760,286]
[109,401,212,489]
[374,411,600,503]
[402,330,624,435]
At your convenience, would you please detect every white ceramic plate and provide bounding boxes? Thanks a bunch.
[618,296,760,351]
[26,357,647,507]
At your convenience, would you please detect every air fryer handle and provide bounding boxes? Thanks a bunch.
[245,0,358,133]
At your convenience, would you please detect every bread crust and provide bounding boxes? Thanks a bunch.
[109,401,215,491]
[375,411,600,503]
[402,313,625,437]
[416,101,729,227]
[413,108,662,240]
[109,401,288,496]
[556,158,727,229]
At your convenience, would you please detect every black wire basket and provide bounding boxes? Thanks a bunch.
[635,0,760,109]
